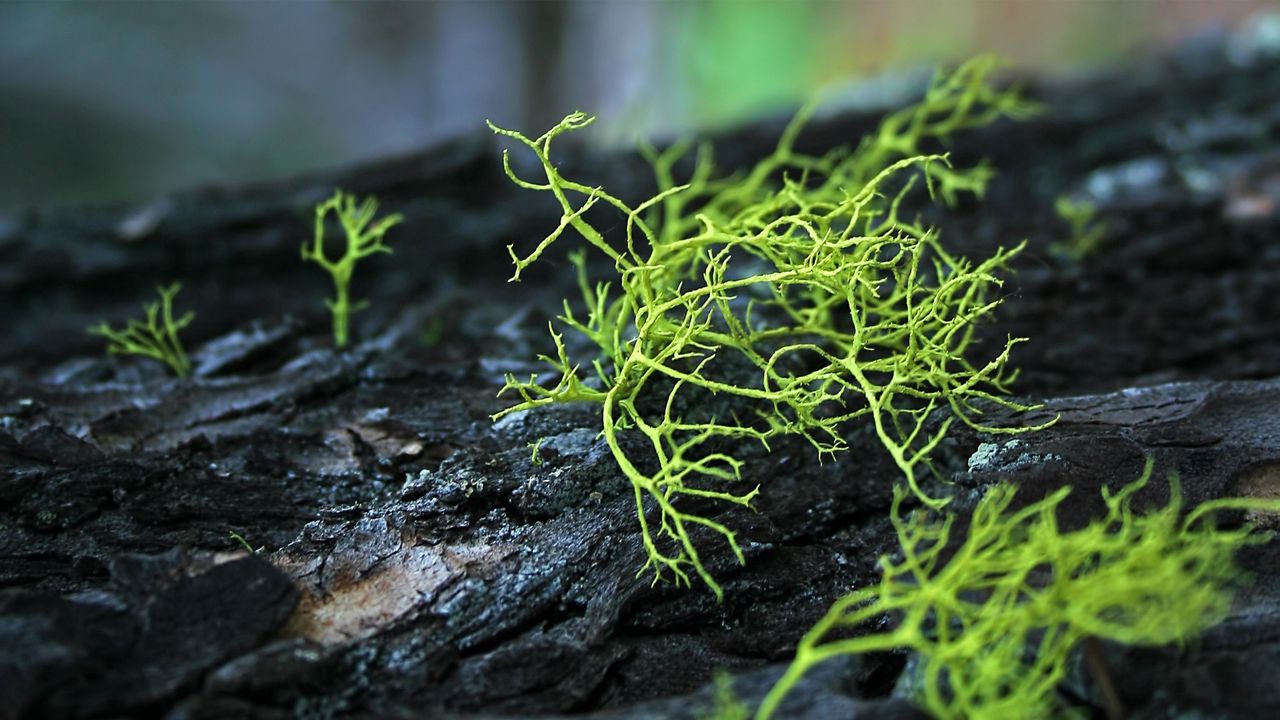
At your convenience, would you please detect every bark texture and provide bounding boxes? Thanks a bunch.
[4,29,1280,720]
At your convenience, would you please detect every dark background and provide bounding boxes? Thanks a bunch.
[0,0,1269,214]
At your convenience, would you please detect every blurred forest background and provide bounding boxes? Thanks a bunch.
[0,0,1272,213]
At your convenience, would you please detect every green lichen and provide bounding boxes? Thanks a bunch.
[228,531,255,553]
[419,317,445,347]
[756,458,1280,719]
[699,672,750,720]
[88,282,194,378]
[302,190,403,348]
[490,56,1048,599]
[1051,195,1107,262]
[529,437,546,466]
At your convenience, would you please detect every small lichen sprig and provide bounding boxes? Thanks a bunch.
[302,190,403,348]
[1051,195,1108,261]
[699,673,750,720]
[490,57,1046,599]
[88,282,194,378]
[756,458,1280,720]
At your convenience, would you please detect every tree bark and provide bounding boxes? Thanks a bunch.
[4,28,1280,720]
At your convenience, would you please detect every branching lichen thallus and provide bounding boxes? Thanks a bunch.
[302,190,403,348]
[489,56,1051,600]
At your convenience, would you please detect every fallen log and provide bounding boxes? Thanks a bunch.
[4,25,1280,720]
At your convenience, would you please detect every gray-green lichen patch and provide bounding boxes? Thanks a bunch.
[967,438,1063,474]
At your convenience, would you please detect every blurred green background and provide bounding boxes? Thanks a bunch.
[0,0,1270,213]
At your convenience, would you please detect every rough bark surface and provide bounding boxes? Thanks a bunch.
[4,29,1280,720]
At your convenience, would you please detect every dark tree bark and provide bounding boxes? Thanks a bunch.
[4,28,1280,720]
